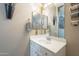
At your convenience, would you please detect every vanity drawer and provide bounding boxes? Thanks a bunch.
[30,39,66,56]
[30,40,55,56]
[40,46,65,56]
[40,47,54,56]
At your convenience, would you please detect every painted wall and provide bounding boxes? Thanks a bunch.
[65,3,79,55]
[0,3,32,56]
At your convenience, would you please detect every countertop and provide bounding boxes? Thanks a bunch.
[30,35,66,53]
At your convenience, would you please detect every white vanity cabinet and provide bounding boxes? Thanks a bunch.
[30,40,42,56]
[30,40,66,56]
[30,40,52,56]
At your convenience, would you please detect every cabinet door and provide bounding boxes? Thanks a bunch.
[30,41,41,56]
[30,50,36,56]
[30,40,54,56]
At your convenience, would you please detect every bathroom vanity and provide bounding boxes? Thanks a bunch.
[30,3,65,56]
[30,35,66,56]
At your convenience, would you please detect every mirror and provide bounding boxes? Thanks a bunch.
[31,3,49,35]
[45,3,64,39]
[31,3,65,39]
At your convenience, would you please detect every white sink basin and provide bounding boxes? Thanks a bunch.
[38,39,51,44]
[38,36,56,44]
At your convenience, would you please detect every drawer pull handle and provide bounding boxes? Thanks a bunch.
[45,52,48,56]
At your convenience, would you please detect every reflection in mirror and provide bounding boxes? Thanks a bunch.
[31,3,65,39]
[58,5,64,38]
[31,3,48,35]
[53,16,56,25]
[45,3,64,39]
[32,12,48,35]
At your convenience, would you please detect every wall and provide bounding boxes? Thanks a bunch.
[0,3,32,56]
[65,4,79,55]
